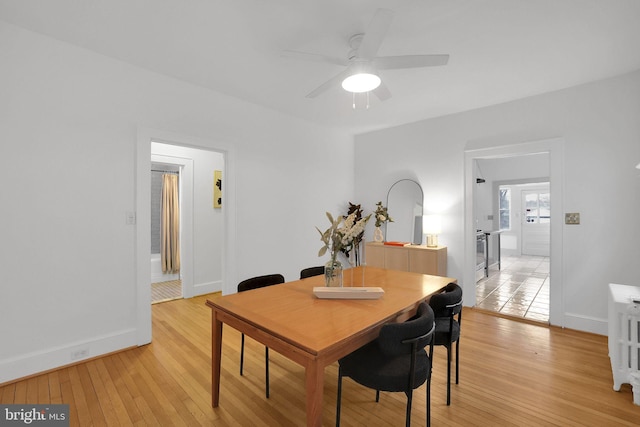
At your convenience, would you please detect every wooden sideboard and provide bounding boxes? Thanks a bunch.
[365,242,447,276]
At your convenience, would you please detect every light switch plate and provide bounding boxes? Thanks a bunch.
[126,211,137,225]
[565,212,580,225]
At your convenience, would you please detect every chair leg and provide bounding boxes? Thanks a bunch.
[455,339,460,384]
[336,368,343,427]
[375,390,380,402]
[427,376,431,427]
[427,349,433,427]
[446,344,451,405]
[240,333,245,376]
[265,346,270,398]
[240,336,271,399]
[405,389,413,427]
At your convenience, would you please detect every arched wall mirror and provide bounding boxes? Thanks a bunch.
[385,179,424,244]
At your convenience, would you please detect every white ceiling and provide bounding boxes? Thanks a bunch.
[2,0,640,135]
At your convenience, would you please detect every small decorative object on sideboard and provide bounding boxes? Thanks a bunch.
[373,227,384,242]
[373,201,393,242]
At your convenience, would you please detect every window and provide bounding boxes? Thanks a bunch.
[524,192,550,223]
[499,187,510,230]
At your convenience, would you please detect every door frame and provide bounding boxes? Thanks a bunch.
[463,138,564,327]
[136,127,237,345]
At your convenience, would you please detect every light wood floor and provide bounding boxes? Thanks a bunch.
[1,294,638,426]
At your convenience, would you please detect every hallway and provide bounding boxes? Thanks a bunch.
[475,255,550,323]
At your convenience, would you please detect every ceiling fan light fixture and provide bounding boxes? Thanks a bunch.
[341,72,381,93]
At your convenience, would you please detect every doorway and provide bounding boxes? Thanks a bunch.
[136,128,234,346]
[475,181,551,322]
[463,138,564,327]
[150,142,224,301]
[150,162,183,304]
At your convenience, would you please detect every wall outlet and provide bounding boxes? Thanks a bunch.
[565,212,580,225]
[71,348,89,360]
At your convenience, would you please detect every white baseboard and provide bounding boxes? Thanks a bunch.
[0,328,137,384]
[193,280,221,296]
[151,271,180,283]
[563,312,607,336]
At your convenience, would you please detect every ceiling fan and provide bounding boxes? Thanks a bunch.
[282,8,449,101]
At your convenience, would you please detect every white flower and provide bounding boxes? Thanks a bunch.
[317,211,371,261]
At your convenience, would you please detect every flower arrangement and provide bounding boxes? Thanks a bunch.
[316,210,371,261]
[343,203,365,262]
[315,202,393,284]
[374,201,393,227]
[316,210,371,285]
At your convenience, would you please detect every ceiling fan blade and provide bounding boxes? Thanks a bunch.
[357,8,395,59]
[305,69,351,98]
[374,54,450,70]
[281,50,348,67]
[373,81,392,101]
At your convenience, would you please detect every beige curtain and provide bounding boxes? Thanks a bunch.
[161,174,180,274]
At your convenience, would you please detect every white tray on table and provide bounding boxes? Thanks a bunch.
[313,287,384,300]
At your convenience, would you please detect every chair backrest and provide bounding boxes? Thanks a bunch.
[429,282,463,318]
[237,274,285,293]
[300,266,325,279]
[378,302,435,356]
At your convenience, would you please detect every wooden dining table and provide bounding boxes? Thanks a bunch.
[206,266,456,427]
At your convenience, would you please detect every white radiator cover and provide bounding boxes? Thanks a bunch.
[608,283,640,405]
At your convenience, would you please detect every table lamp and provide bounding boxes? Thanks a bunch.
[423,215,442,247]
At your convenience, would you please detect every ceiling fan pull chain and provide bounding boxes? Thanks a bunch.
[352,92,372,110]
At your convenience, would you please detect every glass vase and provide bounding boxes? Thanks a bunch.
[373,226,384,242]
[324,259,343,287]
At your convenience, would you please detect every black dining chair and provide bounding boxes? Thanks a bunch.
[429,282,463,405]
[336,302,436,427]
[300,266,325,279]
[237,273,285,398]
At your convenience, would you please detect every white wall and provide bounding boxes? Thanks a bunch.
[0,21,353,383]
[355,69,640,335]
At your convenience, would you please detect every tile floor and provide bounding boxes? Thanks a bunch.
[151,279,182,304]
[475,255,550,323]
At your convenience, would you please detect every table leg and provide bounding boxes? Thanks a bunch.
[211,310,223,407]
[484,234,489,278]
[496,233,501,270]
[305,361,324,427]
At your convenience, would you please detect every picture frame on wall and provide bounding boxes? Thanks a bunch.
[214,170,222,208]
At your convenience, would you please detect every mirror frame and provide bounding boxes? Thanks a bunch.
[385,179,424,244]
